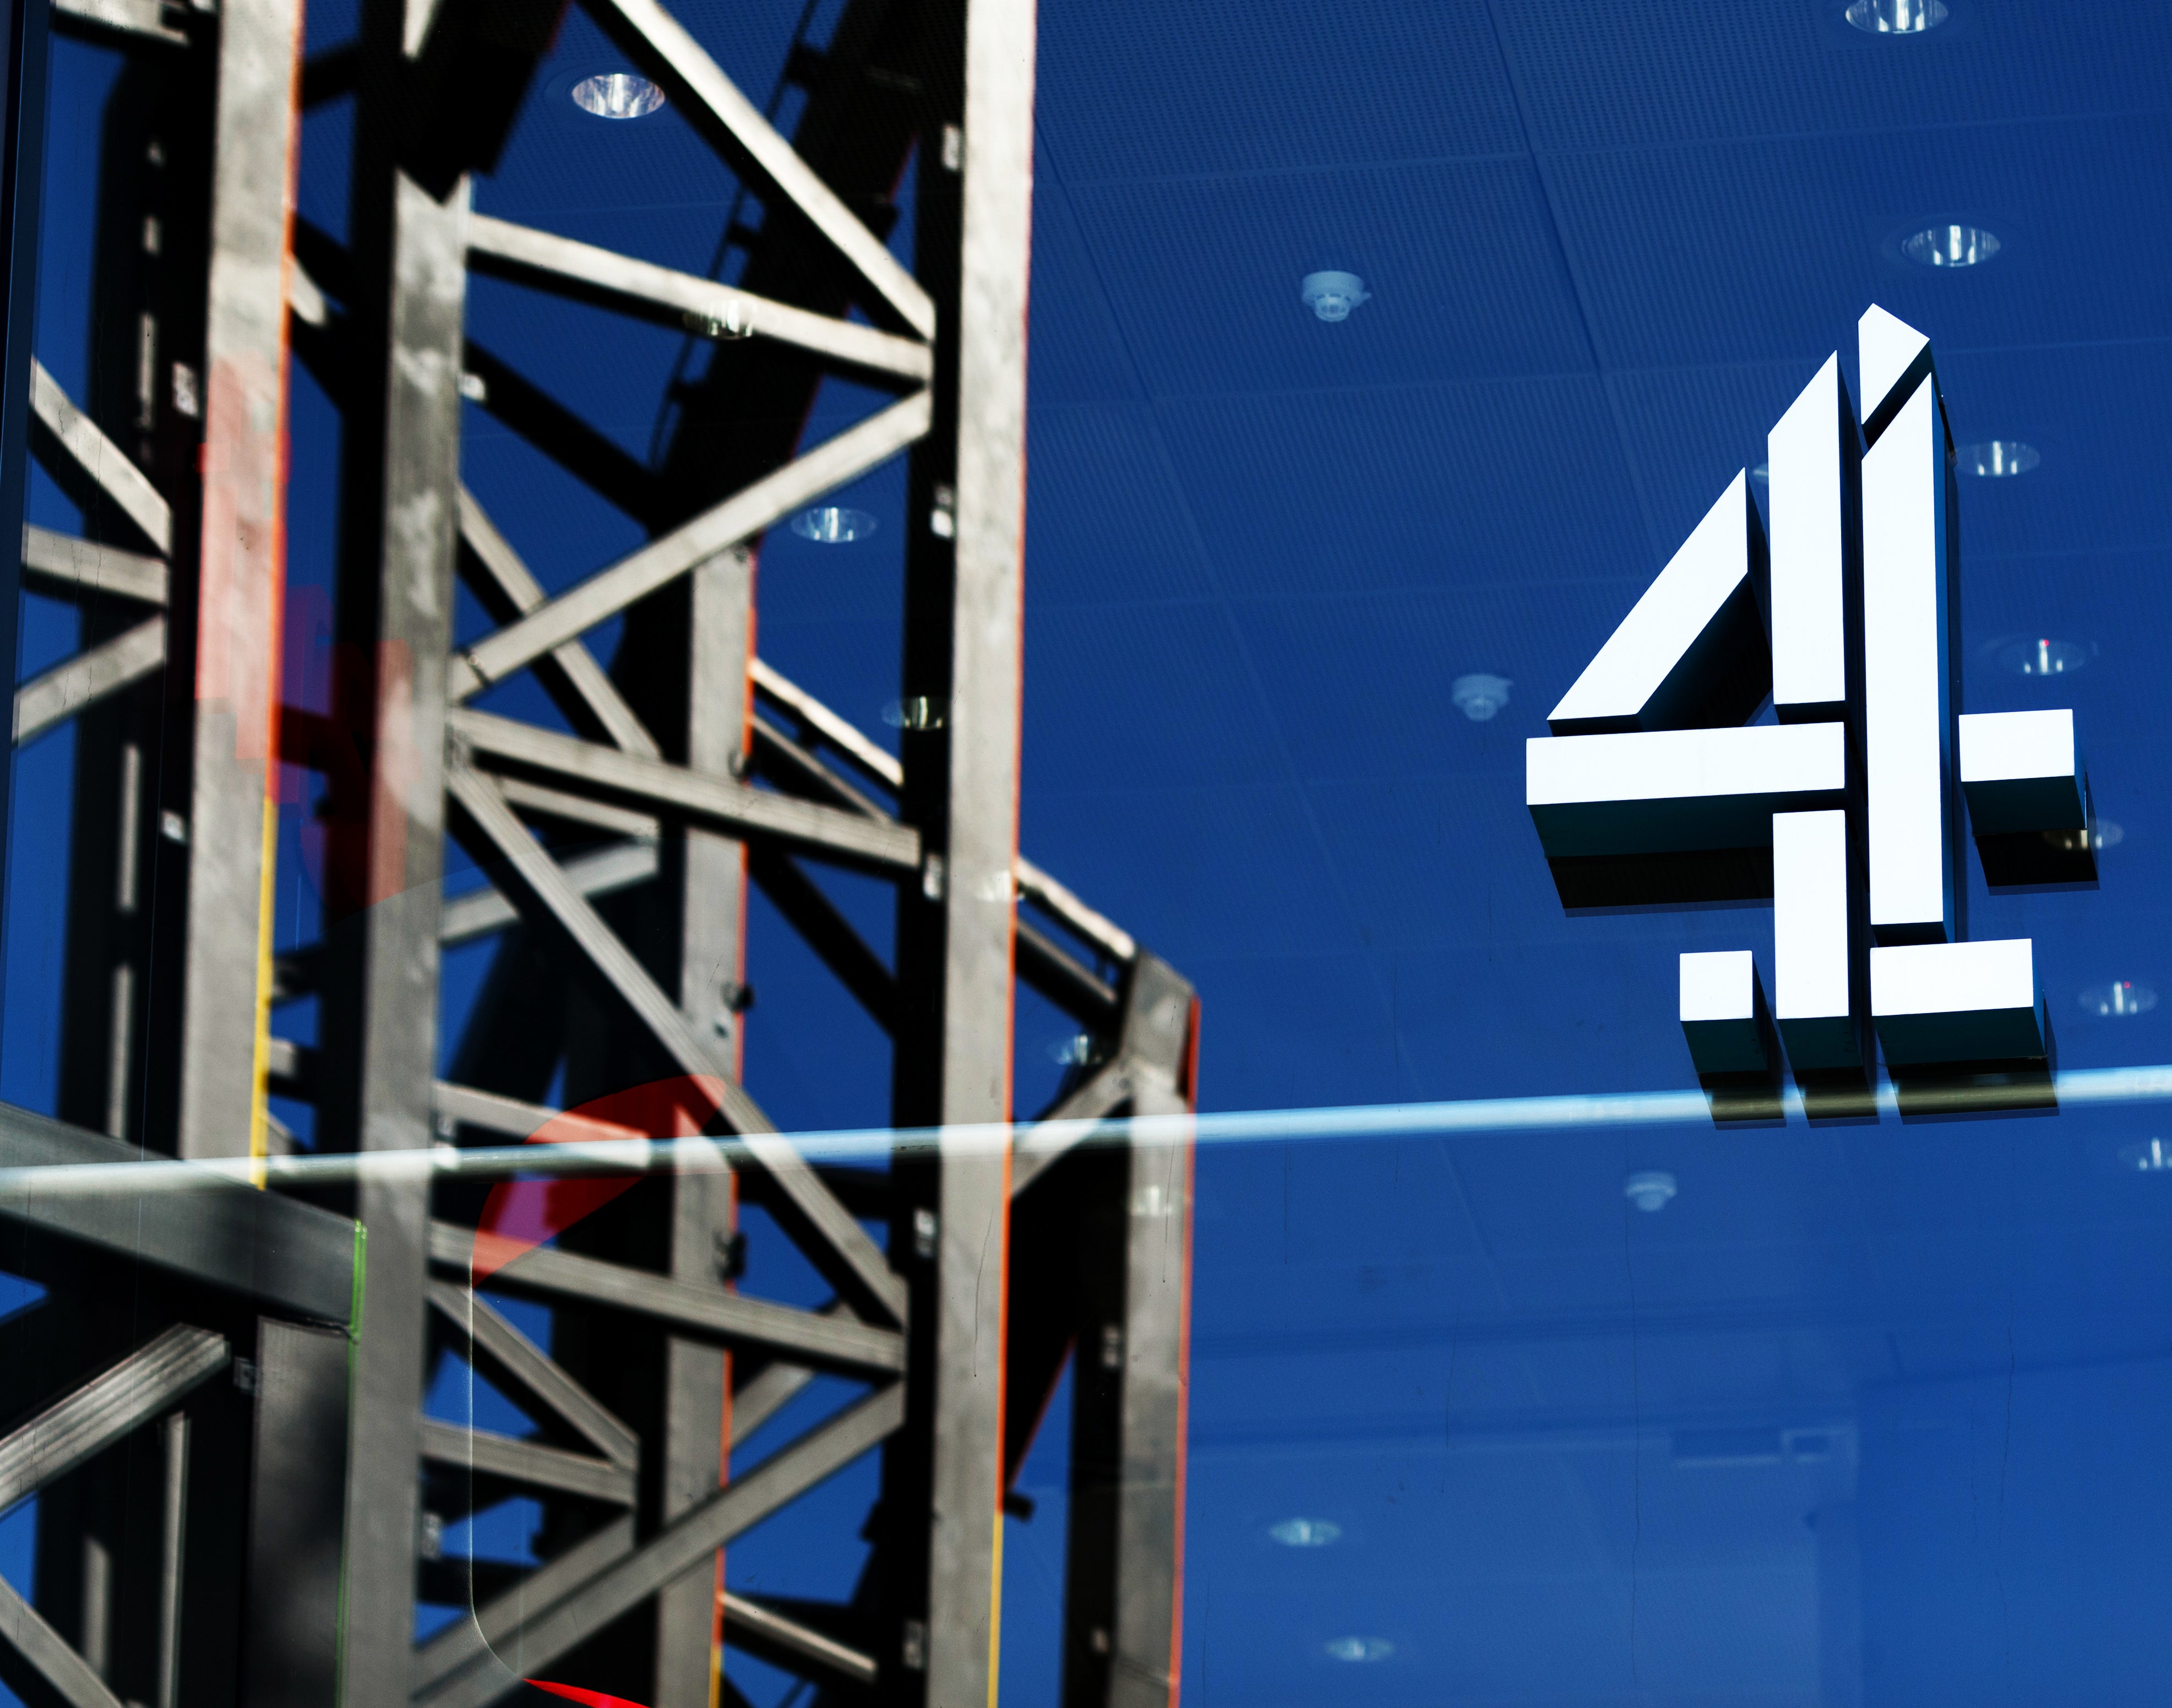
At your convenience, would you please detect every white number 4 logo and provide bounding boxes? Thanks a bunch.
[1526,306,2094,1079]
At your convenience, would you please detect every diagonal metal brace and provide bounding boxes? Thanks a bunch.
[448,389,929,700]
[443,757,905,1325]
[467,215,931,383]
[27,360,171,554]
[0,1571,127,1708]
[0,1323,229,1511]
[21,525,170,605]
[412,1382,906,1708]
[450,707,919,874]
[424,1280,640,1468]
[455,487,659,759]
[13,616,166,746]
[427,1220,906,1377]
[579,0,933,339]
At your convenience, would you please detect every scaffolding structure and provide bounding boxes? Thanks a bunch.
[0,0,1198,1703]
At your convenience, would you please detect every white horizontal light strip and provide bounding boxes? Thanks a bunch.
[13,1065,2172,1194]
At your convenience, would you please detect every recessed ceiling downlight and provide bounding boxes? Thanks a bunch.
[1269,1518,1342,1547]
[1958,440,2039,477]
[1846,0,1948,32]
[1048,1033,1097,1067]
[2045,819,2121,853]
[1903,223,2000,268]
[2080,981,2156,1019]
[1996,637,2087,677]
[572,73,666,119]
[792,505,877,543]
[1323,1637,1393,1663]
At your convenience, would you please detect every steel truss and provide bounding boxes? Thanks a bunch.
[0,1102,358,1708]
[3,0,1198,1704]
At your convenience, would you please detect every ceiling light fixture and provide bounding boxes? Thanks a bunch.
[1846,0,1948,32]
[1299,271,1369,323]
[792,505,877,543]
[1996,637,2087,677]
[2118,1139,2172,1173]
[1902,223,2000,268]
[1957,440,2039,477]
[1624,1170,1677,1213]
[1269,1518,1342,1547]
[571,73,666,119]
[882,697,945,731]
[2080,981,2156,1019]
[1451,673,1512,722]
[1322,1637,1393,1663]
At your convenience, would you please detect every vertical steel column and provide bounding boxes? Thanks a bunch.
[0,0,48,922]
[1061,956,1195,1708]
[1104,964,1192,1708]
[173,0,303,1165]
[55,63,181,1149]
[655,543,754,1708]
[156,1411,188,1708]
[886,0,1033,1699]
[324,0,469,1688]
[240,1318,352,1707]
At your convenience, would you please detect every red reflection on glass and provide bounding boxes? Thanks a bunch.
[527,1681,650,1708]
[471,1075,728,1280]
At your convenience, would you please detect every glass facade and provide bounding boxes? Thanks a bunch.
[2,0,2170,1704]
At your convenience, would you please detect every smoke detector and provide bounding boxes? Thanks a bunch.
[1300,271,1369,323]
[1451,673,1511,722]
[1624,1170,1678,1213]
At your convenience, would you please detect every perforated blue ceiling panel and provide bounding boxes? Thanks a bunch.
[1155,377,1642,596]
[1067,161,1591,396]
[1498,0,2172,150]
[1035,0,1523,181]
[1020,152,1141,407]
[1939,344,2172,558]
[1550,116,2172,368]
[1021,406,1217,605]
[1024,779,1359,964]
[1229,580,1635,777]
[1607,360,1817,554]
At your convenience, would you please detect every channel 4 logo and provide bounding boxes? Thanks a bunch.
[1526,307,2095,1080]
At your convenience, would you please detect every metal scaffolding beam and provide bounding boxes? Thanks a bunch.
[2,0,1199,1701]
[168,0,301,1169]
[0,1105,358,1708]
[322,0,471,1686]
[873,0,1037,1702]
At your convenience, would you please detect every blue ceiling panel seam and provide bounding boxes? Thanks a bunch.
[1476,0,1670,572]
[1033,119,1397,1013]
